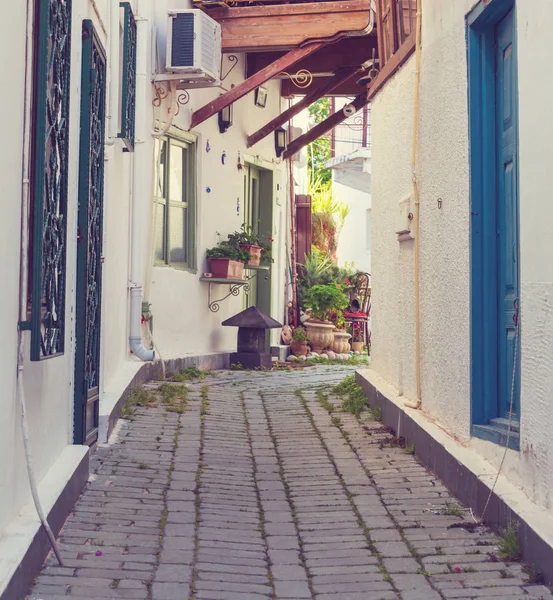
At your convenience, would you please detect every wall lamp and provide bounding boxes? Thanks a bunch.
[275,127,287,157]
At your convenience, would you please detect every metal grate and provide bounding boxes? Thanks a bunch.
[119,2,137,151]
[30,0,72,360]
[74,19,107,445]
[171,13,195,67]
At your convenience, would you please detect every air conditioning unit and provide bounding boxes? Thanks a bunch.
[166,10,222,83]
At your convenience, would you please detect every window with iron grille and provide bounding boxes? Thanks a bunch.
[375,0,417,67]
[118,2,137,151]
[28,0,72,360]
[154,134,197,270]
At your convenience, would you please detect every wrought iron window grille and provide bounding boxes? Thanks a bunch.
[29,0,73,360]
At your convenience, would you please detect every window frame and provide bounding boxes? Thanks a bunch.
[154,130,197,272]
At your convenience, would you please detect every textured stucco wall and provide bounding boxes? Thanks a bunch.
[370,0,553,511]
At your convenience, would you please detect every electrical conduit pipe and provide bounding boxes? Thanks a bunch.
[129,3,154,362]
[404,0,423,410]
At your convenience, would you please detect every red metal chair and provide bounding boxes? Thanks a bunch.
[343,272,371,355]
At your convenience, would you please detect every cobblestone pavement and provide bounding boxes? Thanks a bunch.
[29,366,552,600]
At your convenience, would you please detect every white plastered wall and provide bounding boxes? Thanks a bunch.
[370,0,553,511]
[0,0,107,538]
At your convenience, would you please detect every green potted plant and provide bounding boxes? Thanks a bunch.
[206,243,251,280]
[351,323,364,353]
[304,284,349,354]
[227,224,273,267]
[290,327,310,357]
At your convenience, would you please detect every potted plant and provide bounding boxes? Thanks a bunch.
[206,243,251,280]
[351,322,364,353]
[290,327,310,356]
[227,224,273,267]
[331,311,351,354]
[304,284,349,354]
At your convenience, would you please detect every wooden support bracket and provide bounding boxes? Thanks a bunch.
[190,42,324,130]
[282,90,369,159]
[246,67,358,148]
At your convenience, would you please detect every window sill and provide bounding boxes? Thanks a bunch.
[472,419,520,451]
[154,262,197,275]
[368,31,416,100]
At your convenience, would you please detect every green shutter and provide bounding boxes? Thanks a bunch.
[118,2,137,151]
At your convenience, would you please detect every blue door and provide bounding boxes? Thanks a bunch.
[495,8,520,420]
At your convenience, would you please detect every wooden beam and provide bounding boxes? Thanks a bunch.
[246,37,377,79]
[282,91,369,159]
[368,31,415,99]
[208,0,372,52]
[247,67,357,148]
[190,43,323,130]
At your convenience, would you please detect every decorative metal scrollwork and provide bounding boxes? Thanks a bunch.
[221,54,239,82]
[30,0,73,360]
[278,69,313,89]
[175,90,190,115]
[153,82,190,116]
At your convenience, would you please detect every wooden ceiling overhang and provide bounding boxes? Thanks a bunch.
[190,0,377,150]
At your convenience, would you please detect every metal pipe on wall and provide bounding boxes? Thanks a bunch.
[405,0,423,410]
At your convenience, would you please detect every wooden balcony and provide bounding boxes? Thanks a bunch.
[195,0,373,52]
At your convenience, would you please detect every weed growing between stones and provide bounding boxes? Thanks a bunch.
[158,383,188,413]
[121,387,157,419]
[498,521,521,561]
[442,502,464,517]
[317,389,335,413]
[171,366,214,381]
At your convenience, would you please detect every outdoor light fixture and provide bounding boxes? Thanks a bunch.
[218,103,233,133]
[274,127,286,157]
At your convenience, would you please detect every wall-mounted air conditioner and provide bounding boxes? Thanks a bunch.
[166,9,222,83]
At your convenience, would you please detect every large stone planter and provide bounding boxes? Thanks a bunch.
[305,321,334,354]
[332,331,351,354]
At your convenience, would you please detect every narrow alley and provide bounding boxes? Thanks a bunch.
[29,367,552,600]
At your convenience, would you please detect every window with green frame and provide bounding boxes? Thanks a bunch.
[154,135,197,269]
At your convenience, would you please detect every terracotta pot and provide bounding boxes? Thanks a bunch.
[305,321,334,354]
[290,340,309,356]
[332,331,352,354]
[240,243,262,266]
[208,258,244,280]
[352,341,364,353]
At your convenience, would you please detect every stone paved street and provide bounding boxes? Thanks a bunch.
[29,366,553,600]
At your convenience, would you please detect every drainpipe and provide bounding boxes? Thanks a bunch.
[129,3,154,362]
[404,0,423,410]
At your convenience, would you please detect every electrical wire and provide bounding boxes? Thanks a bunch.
[480,315,519,522]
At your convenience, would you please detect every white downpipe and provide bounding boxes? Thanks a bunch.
[17,0,63,565]
[129,6,154,362]
[106,0,120,144]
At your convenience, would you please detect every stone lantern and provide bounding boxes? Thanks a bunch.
[222,306,282,369]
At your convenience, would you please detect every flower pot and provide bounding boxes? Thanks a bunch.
[332,331,352,354]
[305,321,334,354]
[352,341,364,353]
[240,243,262,266]
[208,258,244,280]
[290,340,309,357]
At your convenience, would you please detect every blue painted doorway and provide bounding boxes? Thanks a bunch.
[468,0,520,449]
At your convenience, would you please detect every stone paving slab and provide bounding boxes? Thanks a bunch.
[28,366,553,600]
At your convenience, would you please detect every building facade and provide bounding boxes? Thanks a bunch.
[363,0,553,573]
